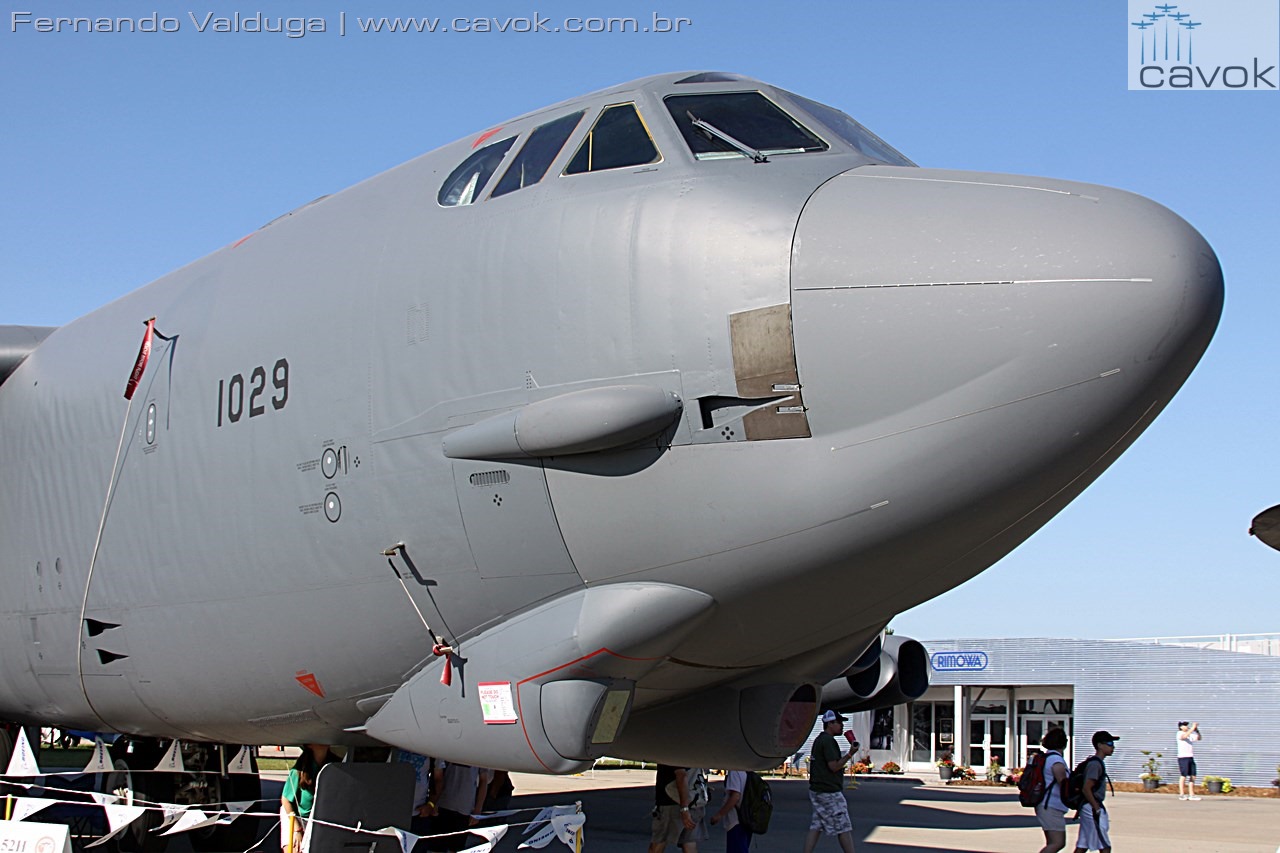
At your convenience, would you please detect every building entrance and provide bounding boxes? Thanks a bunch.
[910,701,953,764]
[1017,700,1073,766]
[969,715,1007,768]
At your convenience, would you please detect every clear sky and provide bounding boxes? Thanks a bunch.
[2,1,1277,640]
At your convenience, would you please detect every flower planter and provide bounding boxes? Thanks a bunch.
[939,765,954,781]
[1142,778,1160,791]
[1206,779,1223,794]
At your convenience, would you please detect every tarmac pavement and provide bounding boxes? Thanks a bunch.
[501,769,1279,853]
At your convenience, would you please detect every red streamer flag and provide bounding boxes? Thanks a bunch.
[123,318,155,400]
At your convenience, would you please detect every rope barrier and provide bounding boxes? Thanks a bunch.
[1,774,583,852]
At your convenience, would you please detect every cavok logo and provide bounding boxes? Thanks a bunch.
[1128,1,1278,90]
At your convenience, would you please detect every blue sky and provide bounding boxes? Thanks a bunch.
[3,1,1277,640]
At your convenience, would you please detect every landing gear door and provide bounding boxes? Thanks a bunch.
[452,460,580,579]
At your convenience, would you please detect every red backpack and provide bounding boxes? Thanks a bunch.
[1018,750,1052,808]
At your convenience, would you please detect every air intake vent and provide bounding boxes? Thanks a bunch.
[97,650,129,665]
[469,470,510,487]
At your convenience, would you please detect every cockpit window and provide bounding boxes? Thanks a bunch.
[788,94,915,167]
[664,92,828,160]
[675,72,746,84]
[565,103,660,174]
[490,111,585,198]
[438,136,516,206]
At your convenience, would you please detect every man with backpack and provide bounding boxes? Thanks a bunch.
[1071,730,1118,853]
[1028,728,1071,853]
[712,768,772,852]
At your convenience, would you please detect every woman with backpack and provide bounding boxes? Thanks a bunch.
[1035,728,1071,853]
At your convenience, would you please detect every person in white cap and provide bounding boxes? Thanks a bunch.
[1176,721,1201,800]
[802,710,858,853]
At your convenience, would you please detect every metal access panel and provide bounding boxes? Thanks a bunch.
[453,460,579,578]
[729,304,811,440]
[307,762,414,853]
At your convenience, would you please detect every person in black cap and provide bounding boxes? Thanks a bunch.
[1072,731,1117,853]
[802,710,859,853]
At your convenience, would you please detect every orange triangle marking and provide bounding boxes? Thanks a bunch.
[296,671,325,698]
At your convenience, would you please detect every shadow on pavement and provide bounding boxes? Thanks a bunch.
[504,776,1039,852]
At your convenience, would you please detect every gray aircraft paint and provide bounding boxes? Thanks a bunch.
[0,72,1221,772]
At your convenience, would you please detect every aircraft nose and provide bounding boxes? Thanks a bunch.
[790,166,1223,443]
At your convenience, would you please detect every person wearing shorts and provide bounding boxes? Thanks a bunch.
[1073,730,1117,853]
[650,764,704,853]
[802,710,857,853]
[1035,727,1071,853]
[1176,721,1201,800]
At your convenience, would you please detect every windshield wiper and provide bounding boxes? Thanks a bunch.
[687,112,768,163]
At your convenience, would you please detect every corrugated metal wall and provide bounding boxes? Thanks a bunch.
[923,637,1280,787]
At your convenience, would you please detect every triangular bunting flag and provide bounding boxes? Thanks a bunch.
[87,830,124,850]
[162,809,222,835]
[103,804,148,835]
[372,826,419,853]
[89,806,154,849]
[522,806,552,835]
[154,803,186,830]
[550,813,585,848]
[518,822,557,849]
[227,746,255,774]
[88,824,133,848]
[9,797,58,821]
[522,805,576,836]
[153,740,184,772]
[88,792,121,807]
[461,824,508,853]
[4,726,40,777]
[83,739,113,774]
[216,800,255,824]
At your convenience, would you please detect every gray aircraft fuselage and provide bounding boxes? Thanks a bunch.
[0,72,1222,773]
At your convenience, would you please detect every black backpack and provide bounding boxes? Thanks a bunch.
[1063,755,1107,810]
[736,771,773,834]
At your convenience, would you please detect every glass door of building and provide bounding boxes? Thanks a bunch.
[969,716,1008,770]
[1020,716,1070,766]
[910,702,955,764]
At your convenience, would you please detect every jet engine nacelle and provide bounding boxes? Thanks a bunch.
[606,681,819,769]
[364,582,715,774]
[820,635,928,713]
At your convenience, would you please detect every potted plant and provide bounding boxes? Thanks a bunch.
[987,757,1003,783]
[880,761,902,774]
[1202,775,1231,794]
[1139,750,1163,791]
[954,764,977,781]
[850,760,872,775]
[936,752,956,781]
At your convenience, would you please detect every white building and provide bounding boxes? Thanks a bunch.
[824,634,1280,787]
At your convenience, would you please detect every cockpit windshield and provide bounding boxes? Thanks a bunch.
[664,92,828,160]
[786,93,915,167]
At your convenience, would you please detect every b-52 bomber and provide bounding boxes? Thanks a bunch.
[1,72,1221,802]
